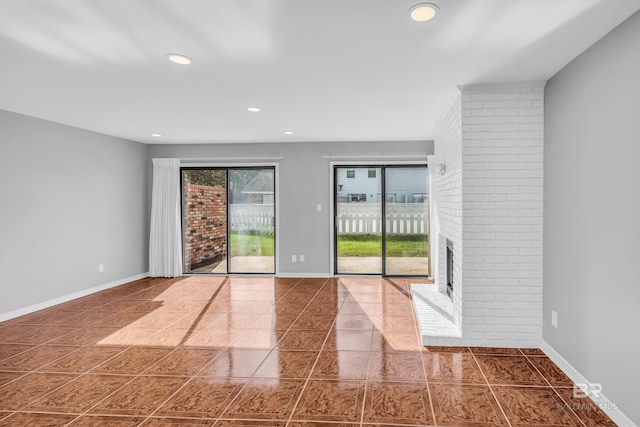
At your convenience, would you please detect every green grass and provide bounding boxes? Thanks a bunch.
[227,232,427,258]
[230,232,274,256]
[338,234,428,257]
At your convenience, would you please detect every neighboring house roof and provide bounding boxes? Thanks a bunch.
[241,170,274,194]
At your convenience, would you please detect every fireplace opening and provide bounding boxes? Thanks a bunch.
[446,239,453,300]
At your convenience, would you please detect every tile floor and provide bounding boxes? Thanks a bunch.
[0,276,615,426]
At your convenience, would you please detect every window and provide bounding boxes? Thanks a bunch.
[385,193,396,203]
[368,168,376,178]
[348,194,366,203]
[346,169,355,178]
[413,193,428,203]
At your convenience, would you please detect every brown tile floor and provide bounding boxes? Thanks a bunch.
[0,276,615,426]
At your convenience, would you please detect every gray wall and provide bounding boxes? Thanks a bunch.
[149,141,433,275]
[544,11,640,424]
[0,110,149,315]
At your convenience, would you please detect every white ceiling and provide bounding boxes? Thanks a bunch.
[1,0,638,144]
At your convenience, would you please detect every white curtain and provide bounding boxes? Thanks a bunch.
[149,158,183,277]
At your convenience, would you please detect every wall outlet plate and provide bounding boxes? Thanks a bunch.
[551,311,558,328]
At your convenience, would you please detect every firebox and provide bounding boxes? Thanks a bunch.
[446,239,453,300]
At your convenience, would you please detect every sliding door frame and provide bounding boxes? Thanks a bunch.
[180,163,279,276]
[333,165,384,276]
[330,162,430,277]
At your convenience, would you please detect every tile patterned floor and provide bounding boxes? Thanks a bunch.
[0,276,615,426]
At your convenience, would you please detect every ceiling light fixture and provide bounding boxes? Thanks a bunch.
[151,133,162,137]
[247,106,261,112]
[283,131,294,135]
[165,53,191,65]
[408,3,439,22]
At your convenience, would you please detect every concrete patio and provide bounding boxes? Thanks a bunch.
[191,256,429,275]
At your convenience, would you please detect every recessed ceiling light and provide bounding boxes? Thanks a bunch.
[165,53,191,65]
[409,3,439,22]
[151,133,162,137]
[247,106,261,112]
[283,131,294,135]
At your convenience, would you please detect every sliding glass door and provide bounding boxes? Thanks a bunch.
[384,167,429,276]
[334,165,429,276]
[228,169,275,273]
[182,167,275,274]
[182,168,228,273]
[335,167,382,274]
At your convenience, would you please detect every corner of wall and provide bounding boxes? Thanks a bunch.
[427,83,544,347]
[459,83,544,346]
[430,95,464,328]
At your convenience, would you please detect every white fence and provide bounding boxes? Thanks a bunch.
[230,205,274,233]
[336,203,428,235]
[229,203,428,235]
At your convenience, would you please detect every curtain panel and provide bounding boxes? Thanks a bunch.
[149,158,182,277]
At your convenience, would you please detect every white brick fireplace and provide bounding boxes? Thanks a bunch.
[424,82,544,347]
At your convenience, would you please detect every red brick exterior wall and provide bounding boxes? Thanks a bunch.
[183,183,227,271]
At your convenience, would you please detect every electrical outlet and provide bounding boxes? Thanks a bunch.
[551,311,558,328]
[317,204,322,212]
[299,255,305,262]
[291,255,297,263]
[98,264,104,273]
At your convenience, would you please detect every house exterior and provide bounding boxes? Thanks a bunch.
[336,167,428,204]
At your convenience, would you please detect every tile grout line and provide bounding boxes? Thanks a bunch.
[469,349,514,427]
[0,281,176,424]
[359,344,368,427]
[551,391,589,427]
[402,277,439,426]
[62,317,182,424]
[8,369,99,419]
[3,278,169,416]
[346,277,393,427]
[2,276,590,426]
[0,278,174,424]
[127,278,238,345]
[139,375,203,425]
[138,276,297,426]
[1,276,168,327]
[521,351,588,427]
[55,278,223,425]
[285,278,348,426]
[61,370,161,424]
[187,276,326,427]
[10,371,122,425]
[0,370,28,390]
[274,277,329,353]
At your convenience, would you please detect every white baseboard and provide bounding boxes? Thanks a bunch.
[0,272,150,322]
[276,272,333,278]
[541,340,637,427]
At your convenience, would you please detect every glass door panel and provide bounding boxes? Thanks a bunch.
[384,166,429,276]
[335,167,382,274]
[229,168,275,274]
[182,169,228,273]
